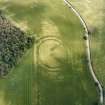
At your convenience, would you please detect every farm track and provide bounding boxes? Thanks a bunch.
[64,0,104,104]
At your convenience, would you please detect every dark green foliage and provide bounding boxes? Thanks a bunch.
[93,102,98,105]
[0,14,34,77]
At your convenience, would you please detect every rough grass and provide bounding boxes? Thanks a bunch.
[0,0,100,105]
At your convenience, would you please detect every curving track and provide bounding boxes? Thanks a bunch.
[64,0,104,104]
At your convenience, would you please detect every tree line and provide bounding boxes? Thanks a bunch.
[0,14,34,77]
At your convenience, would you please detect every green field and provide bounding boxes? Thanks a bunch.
[69,0,105,103]
[0,0,102,105]
[68,0,105,85]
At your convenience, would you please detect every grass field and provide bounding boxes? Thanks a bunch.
[0,0,101,105]
[69,0,105,103]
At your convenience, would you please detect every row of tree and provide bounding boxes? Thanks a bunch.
[0,14,34,77]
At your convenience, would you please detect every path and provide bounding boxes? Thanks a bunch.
[64,0,104,104]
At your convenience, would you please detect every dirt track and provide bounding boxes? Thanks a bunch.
[64,0,104,104]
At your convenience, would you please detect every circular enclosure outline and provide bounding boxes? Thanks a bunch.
[37,36,68,71]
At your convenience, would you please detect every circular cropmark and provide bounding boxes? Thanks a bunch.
[37,36,68,71]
